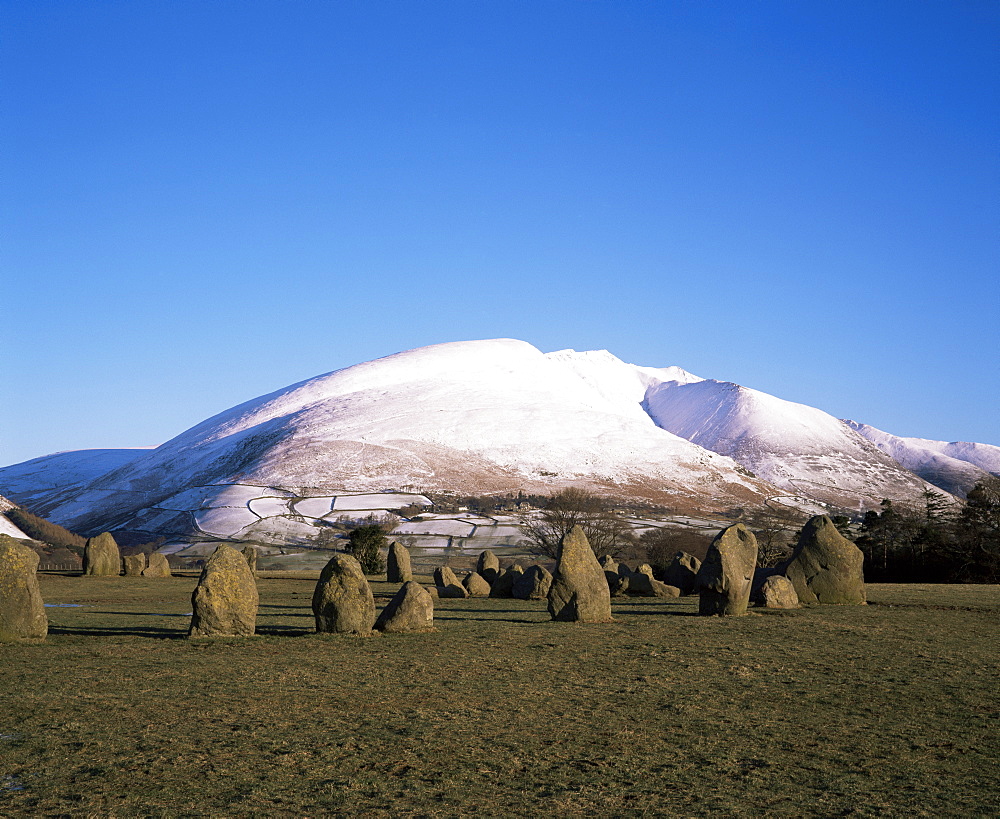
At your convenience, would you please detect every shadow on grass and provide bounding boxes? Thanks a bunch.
[48,626,186,638]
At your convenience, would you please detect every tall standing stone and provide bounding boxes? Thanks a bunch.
[83,532,121,576]
[188,545,258,637]
[695,524,758,616]
[0,535,48,641]
[312,554,376,635]
[386,541,413,583]
[142,552,172,577]
[374,581,435,633]
[241,545,259,575]
[780,515,866,604]
[512,563,553,600]
[547,526,612,623]
[476,550,501,584]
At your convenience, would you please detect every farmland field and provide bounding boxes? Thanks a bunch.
[2,574,998,816]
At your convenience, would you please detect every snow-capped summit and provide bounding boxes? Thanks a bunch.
[0,337,989,543]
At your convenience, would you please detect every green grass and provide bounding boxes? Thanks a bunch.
[1,575,998,817]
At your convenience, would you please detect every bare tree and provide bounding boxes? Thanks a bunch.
[520,488,636,558]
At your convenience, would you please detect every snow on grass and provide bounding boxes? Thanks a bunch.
[248,497,293,517]
[193,506,260,537]
[393,519,476,537]
[331,493,432,511]
[293,497,336,518]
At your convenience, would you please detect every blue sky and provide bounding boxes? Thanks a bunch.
[3,0,998,467]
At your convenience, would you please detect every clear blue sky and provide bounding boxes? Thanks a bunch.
[2,0,998,467]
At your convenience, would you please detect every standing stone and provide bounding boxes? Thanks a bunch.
[434,566,468,598]
[512,564,553,600]
[312,554,376,635]
[476,550,501,584]
[599,555,627,595]
[489,563,524,598]
[374,581,435,633]
[760,574,800,609]
[780,515,866,604]
[142,552,172,577]
[695,524,758,616]
[123,553,146,577]
[241,545,259,575]
[83,532,121,576]
[463,571,492,597]
[386,541,413,583]
[188,545,258,637]
[663,551,702,595]
[0,535,48,641]
[547,526,613,623]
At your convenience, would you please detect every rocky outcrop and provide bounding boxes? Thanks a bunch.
[0,534,48,641]
[312,554,376,635]
[374,581,435,633]
[548,526,612,623]
[83,532,121,576]
[434,566,469,598]
[780,515,866,604]
[696,524,757,616]
[512,564,553,600]
[188,545,258,637]
[463,571,492,597]
[386,541,412,583]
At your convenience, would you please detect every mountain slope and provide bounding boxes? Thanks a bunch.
[643,378,935,509]
[20,340,772,535]
[845,422,998,497]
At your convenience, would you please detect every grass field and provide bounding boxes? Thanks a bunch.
[2,573,998,817]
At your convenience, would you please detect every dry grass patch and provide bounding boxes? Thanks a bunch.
[0,576,997,816]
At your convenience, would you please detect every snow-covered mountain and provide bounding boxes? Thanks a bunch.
[845,422,999,497]
[643,378,936,509]
[0,338,989,543]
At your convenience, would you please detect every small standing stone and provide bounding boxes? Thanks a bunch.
[476,550,501,584]
[123,553,146,577]
[512,564,553,600]
[434,566,469,598]
[780,515,866,604]
[663,551,702,595]
[312,554,376,635]
[141,552,172,577]
[695,524,758,616]
[547,526,612,623]
[83,532,121,576]
[241,545,259,575]
[188,545,258,637]
[386,541,413,583]
[489,563,524,598]
[760,574,800,609]
[374,581,435,633]
[463,571,492,597]
[0,534,48,641]
[599,555,627,595]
